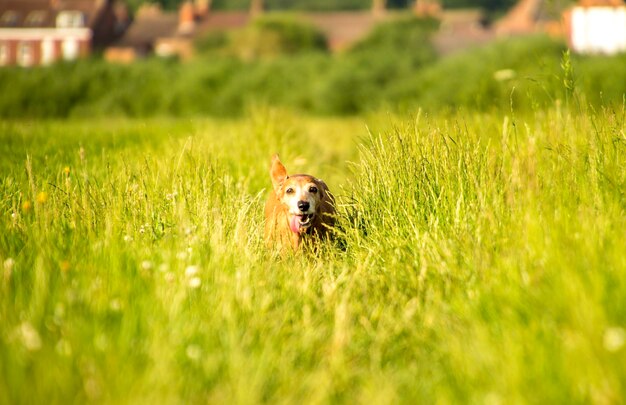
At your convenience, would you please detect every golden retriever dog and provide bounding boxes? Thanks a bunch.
[264,154,335,251]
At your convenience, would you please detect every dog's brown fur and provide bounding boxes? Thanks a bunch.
[264,154,335,251]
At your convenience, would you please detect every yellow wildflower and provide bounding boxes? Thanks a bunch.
[36,192,48,204]
[60,260,71,273]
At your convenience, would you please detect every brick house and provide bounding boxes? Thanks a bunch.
[105,2,250,63]
[0,0,127,67]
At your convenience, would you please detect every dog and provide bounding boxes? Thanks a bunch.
[264,154,335,251]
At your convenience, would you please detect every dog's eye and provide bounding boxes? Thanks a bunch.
[309,186,318,193]
[286,187,294,194]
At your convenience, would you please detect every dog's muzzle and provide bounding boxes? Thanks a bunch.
[290,214,315,234]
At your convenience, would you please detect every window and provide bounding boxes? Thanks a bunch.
[0,43,8,66]
[17,42,34,67]
[0,11,20,27]
[26,11,47,27]
[56,11,85,28]
[62,38,79,60]
[41,39,55,65]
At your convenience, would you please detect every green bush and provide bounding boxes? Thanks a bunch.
[314,16,439,114]
[1,32,626,118]
[349,16,439,61]
[225,15,328,60]
[389,36,568,112]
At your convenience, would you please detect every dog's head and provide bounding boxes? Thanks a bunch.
[270,154,331,234]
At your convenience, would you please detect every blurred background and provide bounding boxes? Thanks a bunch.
[0,0,625,117]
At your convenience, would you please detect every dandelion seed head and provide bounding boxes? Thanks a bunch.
[186,344,202,361]
[188,277,201,289]
[604,327,625,352]
[18,322,42,351]
[109,299,122,312]
[4,258,15,272]
[293,157,307,166]
[494,69,516,82]
[185,265,199,277]
[54,303,66,325]
[141,260,153,271]
[158,263,169,272]
[56,338,72,356]
[94,334,108,351]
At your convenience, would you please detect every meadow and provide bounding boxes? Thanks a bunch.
[1,15,626,403]
[1,99,625,403]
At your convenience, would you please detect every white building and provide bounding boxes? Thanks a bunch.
[569,0,626,54]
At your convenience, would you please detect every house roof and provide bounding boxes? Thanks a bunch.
[113,6,178,48]
[577,0,624,6]
[112,9,250,49]
[197,11,249,32]
[0,0,109,28]
[304,12,390,51]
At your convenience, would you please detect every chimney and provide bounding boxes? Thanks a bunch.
[250,0,263,17]
[195,0,211,18]
[372,0,386,17]
[413,0,441,17]
[178,1,195,34]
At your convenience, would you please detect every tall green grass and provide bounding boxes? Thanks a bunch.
[1,105,625,403]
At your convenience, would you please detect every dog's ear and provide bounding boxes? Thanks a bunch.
[316,179,336,225]
[315,179,330,199]
[270,154,288,191]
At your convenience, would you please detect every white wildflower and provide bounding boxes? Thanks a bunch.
[109,299,122,312]
[3,258,15,272]
[186,344,202,361]
[604,327,625,352]
[19,322,42,351]
[188,277,201,289]
[494,69,516,81]
[56,339,72,356]
[94,334,108,351]
[141,260,153,271]
[185,265,199,277]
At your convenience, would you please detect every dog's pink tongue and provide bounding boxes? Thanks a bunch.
[290,215,301,233]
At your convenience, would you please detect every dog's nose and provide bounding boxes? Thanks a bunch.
[297,201,310,212]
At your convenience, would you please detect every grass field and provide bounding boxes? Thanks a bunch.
[1,105,625,403]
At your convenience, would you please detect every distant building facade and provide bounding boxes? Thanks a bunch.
[0,0,127,67]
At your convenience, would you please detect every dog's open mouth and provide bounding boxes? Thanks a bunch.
[289,214,315,233]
